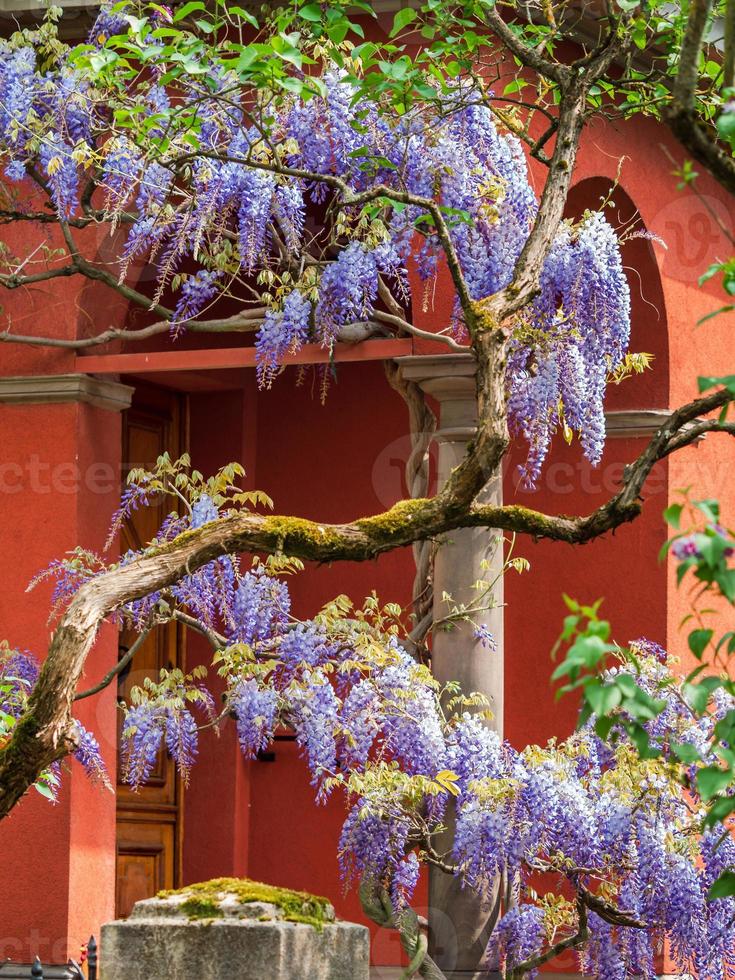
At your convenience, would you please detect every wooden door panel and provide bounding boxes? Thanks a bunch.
[116,819,176,918]
[116,394,185,916]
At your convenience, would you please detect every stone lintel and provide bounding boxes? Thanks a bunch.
[604,409,697,440]
[0,374,134,412]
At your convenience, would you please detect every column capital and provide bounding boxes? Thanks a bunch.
[0,373,134,412]
[395,353,477,398]
[396,354,478,435]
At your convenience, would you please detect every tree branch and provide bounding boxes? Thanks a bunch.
[574,880,645,929]
[663,108,735,197]
[725,0,735,90]
[672,0,714,111]
[484,7,569,85]
[0,308,268,350]
[374,309,469,352]
[493,21,629,317]
[171,609,227,650]
[657,0,735,195]
[0,263,80,290]
[74,628,151,701]
[358,876,446,980]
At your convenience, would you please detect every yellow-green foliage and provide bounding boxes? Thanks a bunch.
[157,877,333,929]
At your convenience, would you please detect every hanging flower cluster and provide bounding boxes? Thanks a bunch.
[22,460,735,978]
[92,590,735,976]
[0,643,109,794]
[0,7,632,485]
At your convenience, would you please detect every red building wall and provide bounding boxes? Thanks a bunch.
[0,399,120,963]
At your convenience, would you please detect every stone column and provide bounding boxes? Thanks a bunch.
[397,355,503,980]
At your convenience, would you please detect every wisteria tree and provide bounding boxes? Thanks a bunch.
[2,0,735,976]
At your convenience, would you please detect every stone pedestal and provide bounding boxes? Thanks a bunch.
[397,355,503,980]
[101,881,370,980]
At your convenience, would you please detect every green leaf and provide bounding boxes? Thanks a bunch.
[694,498,721,524]
[352,42,377,62]
[717,110,735,141]
[626,723,658,759]
[698,375,735,395]
[551,634,614,681]
[699,261,726,286]
[173,1,207,21]
[715,708,735,743]
[560,614,579,641]
[709,871,735,899]
[688,628,714,660]
[684,675,721,713]
[594,714,616,740]
[670,741,702,764]
[299,3,324,22]
[585,679,622,716]
[277,76,311,95]
[226,6,259,27]
[625,687,666,722]
[697,764,733,801]
[326,20,350,44]
[705,795,735,826]
[699,532,727,569]
[389,7,418,37]
[663,503,683,529]
[503,78,529,95]
[586,619,611,641]
[716,568,735,603]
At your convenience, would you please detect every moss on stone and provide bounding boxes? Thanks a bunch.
[157,878,333,929]
[178,897,221,921]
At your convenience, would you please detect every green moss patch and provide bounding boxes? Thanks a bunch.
[177,897,221,921]
[157,877,333,929]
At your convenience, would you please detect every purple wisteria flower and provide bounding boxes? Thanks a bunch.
[256,290,312,386]
[230,679,278,758]
[0,46,635,485]
[474,625,497,650]
[230,569,291,646]
[121,704,165,790]
[73,723,110,788]
[171,270,223,333]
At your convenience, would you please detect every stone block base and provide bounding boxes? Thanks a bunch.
[101,880,370,980]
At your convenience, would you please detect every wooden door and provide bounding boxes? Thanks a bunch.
[115,394,186,917]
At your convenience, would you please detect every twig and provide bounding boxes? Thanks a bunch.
[74,629,151,701]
